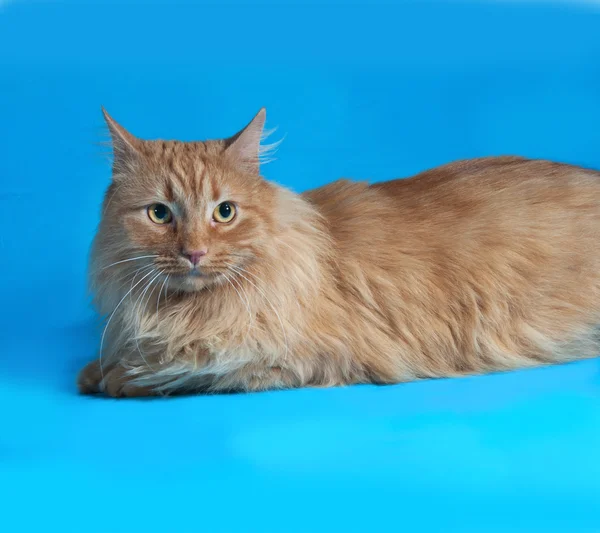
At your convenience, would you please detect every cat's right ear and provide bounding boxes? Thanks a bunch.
[102,107,142,176]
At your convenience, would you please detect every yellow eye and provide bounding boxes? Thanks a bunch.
[213,201,236,223]
[147,203,173,224]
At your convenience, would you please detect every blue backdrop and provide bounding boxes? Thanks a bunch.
[1,1,600,531]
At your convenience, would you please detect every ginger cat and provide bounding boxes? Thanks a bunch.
[78,108,600,397]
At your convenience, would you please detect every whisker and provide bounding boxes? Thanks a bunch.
[142,272,164,319]
[114,264,155,293]
[128,265,154,301]
[100,255,159,271]
[155,274,170,365]
[99,268,156,381]
[226,263,289,361]
[156,274,170,318]
[228,273,254,324]
[221,271,254,343]
[228,272,257,345]
[132,271,163,372]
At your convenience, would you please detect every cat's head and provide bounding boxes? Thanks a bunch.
[94,108,283,293]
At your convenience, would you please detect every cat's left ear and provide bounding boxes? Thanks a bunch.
[102,107,142,176]
[224,108,266,174]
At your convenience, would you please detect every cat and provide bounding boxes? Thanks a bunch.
[78,107,600,397]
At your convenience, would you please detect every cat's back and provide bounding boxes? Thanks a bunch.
[305,156,600,231]
[303,155,600,265]
[371,155,600,208]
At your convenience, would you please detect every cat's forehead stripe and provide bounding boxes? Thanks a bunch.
[169,154,190,191]
[210,178,221,202]
[163,179,176,203]
[150,140,226,205]
[199,163,212,202]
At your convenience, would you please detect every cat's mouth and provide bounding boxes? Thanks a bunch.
[154,256,241,291]
[168,269,209,280]
[154,260,217,279]
[164,267,229,292]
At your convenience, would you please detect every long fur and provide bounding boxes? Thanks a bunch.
[78,113,600,397]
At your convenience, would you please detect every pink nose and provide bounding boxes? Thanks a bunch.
[183,249,207,266]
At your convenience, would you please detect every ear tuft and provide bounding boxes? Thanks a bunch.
[101,107,142,174]
[224,108,266,174]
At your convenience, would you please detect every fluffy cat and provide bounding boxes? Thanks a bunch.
[78,108,600,397]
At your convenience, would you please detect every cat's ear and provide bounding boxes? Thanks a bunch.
[224,108,266,174]
[102,107,142,175]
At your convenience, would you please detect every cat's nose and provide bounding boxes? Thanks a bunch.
[182,248,208,266]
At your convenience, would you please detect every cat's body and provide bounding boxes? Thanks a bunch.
[78,109,600,397]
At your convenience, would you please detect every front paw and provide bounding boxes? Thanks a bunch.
[77,359,159,398]
[102,366,159,398]
[77,358,103,395]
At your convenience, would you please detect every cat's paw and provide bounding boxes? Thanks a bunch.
[101,365,159,398]
[77,359,159,398]
[77,358,103,395]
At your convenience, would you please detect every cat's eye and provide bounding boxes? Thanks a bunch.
[213,201,236,223]
[147,203,173,224]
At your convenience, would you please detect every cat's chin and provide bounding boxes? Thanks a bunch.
[168,273,214,293]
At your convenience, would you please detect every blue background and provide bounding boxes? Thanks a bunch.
[2,1,600,531]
